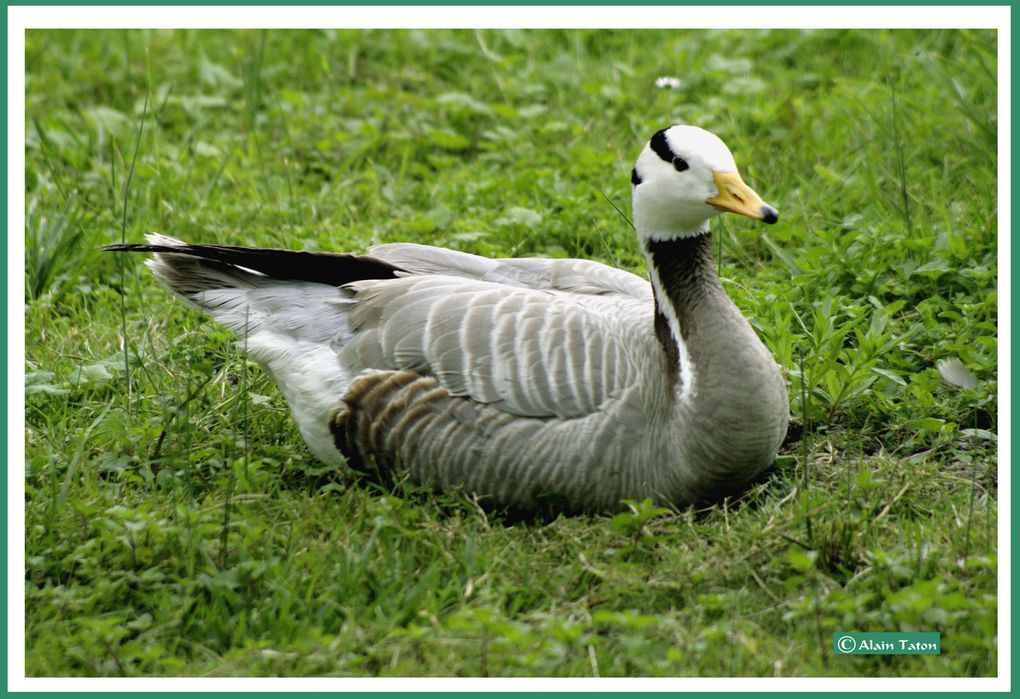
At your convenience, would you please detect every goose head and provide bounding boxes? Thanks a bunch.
[631,125,778,241]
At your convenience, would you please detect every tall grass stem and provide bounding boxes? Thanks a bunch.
[118,91,149,406]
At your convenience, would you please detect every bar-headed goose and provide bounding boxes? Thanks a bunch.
[109,125,789,512]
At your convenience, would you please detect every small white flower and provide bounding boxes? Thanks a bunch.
[655,76,682,89]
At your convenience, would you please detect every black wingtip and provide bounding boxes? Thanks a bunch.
[104,240,405,286]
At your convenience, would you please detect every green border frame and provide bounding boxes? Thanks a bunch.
[7,5,1011,695]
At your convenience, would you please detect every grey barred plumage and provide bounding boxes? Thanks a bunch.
[109,125,789,513]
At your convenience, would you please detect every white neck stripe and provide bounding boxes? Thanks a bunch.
[644,251,697,403]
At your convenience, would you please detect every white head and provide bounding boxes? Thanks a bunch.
[631,125,778,241]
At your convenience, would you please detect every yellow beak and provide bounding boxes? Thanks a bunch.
[706,171,779,224]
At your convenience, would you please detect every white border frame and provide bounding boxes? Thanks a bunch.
[9,5,1010,693]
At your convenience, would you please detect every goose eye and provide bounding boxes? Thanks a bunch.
[672,157,689,172]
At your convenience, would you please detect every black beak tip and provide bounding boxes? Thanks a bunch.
[762,206,779,225]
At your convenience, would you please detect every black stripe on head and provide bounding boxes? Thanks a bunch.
[631,167,642,186]
[649,128,676,164]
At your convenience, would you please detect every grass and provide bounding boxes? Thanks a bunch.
[24,28,997,677]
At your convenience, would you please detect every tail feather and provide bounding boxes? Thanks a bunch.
[104,233,403,288]
[106,234,378,464]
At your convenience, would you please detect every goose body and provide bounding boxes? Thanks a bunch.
[112,126,789,513]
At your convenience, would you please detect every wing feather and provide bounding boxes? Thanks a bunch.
[369,243,650,301]
[342,275,649,419]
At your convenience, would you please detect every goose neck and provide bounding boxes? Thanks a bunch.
[642,230,789,502]
[642,231,725,394]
